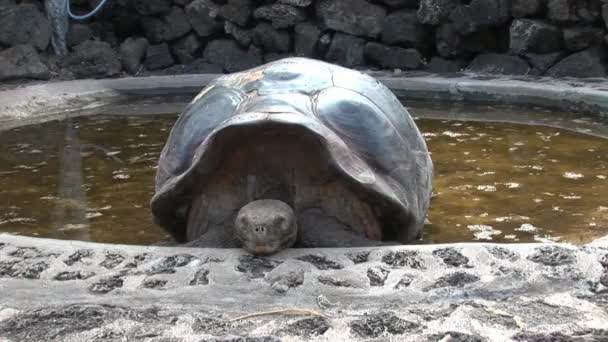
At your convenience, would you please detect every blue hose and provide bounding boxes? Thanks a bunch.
[67,0,109,20]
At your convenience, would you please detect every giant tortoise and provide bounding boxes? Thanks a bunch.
[151,58,433,255]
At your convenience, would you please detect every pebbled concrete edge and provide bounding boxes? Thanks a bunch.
[1,73,608,130]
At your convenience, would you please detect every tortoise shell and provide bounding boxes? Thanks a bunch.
[151,57,433,244]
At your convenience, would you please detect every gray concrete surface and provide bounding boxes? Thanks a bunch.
[1,234,607,341]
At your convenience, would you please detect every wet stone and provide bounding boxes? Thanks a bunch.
[486,246,519,261]
[349,312,419,338]
[279,317,330,337]
[382,250,425,269]
[367,266,390,286]
[236,255,281,279]
[425,272,480,291]
[527,246,576,266]
[394,274,415,289]
[64,249,94,266]
[296,254,342,270]
[100,253,125,269]
[89,276,124,294]
[433,248,471,267]
[318,272,365,288]
[53,270,95,281]
[346,251,370,264]
[0,242,6,249]
[142,278,167,289]
[21,261,48,279]
[190,268,210,285]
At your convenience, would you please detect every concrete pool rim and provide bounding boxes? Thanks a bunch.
[2,72,608,131]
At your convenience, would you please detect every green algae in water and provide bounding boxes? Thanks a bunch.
[0,107,607,245]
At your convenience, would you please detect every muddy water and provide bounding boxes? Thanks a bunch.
[0,104,607,245]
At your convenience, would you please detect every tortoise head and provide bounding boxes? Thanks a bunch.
[234,199,297,255]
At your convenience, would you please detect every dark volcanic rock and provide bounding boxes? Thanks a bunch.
[296,254,343,270]
[254,4,306,29]
[527,246,576,265]
[0,4,50,51]
[140,6,191,43]
[134,0,170,15]
[509,19,563,54]
[279,0,313,6]
[236,255,281,278]
[346,251,370,264]
[63,40,121,78]
[394,274,415,289]
[252,23,291,53]
[425,332,487,342]
[604,4,608,29]
[450,0,511,34]
[547,0,602,23]
[294,22,321,57]
[486,246,519,261]
[324,32,365,68]
[367,266,390,286]
[364,42,423,70]
[417,0,457,25]
[316,0,386,38]
[171,34,202,64]
[280,317,330,337]
[219,0,253,27]
[144,43,175,70]
[0,45,49,81]
[186,0,222,38]
[350,312,419,338]
[563,26,604,51]
[466,53,531,75]
[190,268,210,285]
[425,271,480,290]
[511,0,543,18]
[0,304,158,341]
[100,253,126,269]
[203,39,262,72]
[433,248,470,267]
[264,53,293,63]
[67,24,93,47]
[436,23,463,58]
[64,249,94,266]
[382,251,425,269]
[54,270,96,281]
[142,278,167,289]
[90,276,124,293]
[546,48,607,78]
[224,21,253,47]
[381,10,430,49]
[425,57,467,73]
[377,0,420,8]
[120,37,148,74]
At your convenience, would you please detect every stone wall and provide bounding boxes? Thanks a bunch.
[1,0,608,82]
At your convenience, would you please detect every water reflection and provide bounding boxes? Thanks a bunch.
[0,103,607,245]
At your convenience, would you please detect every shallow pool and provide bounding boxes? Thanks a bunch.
[1,102,607,245]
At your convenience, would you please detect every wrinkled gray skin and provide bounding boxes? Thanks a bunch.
[235,200,297,255]
[152,58,433,256]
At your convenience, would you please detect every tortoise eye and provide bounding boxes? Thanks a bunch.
[238,216,249,227]
[273,216,286,227]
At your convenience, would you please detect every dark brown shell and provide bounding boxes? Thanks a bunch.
[151,57,433,243]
